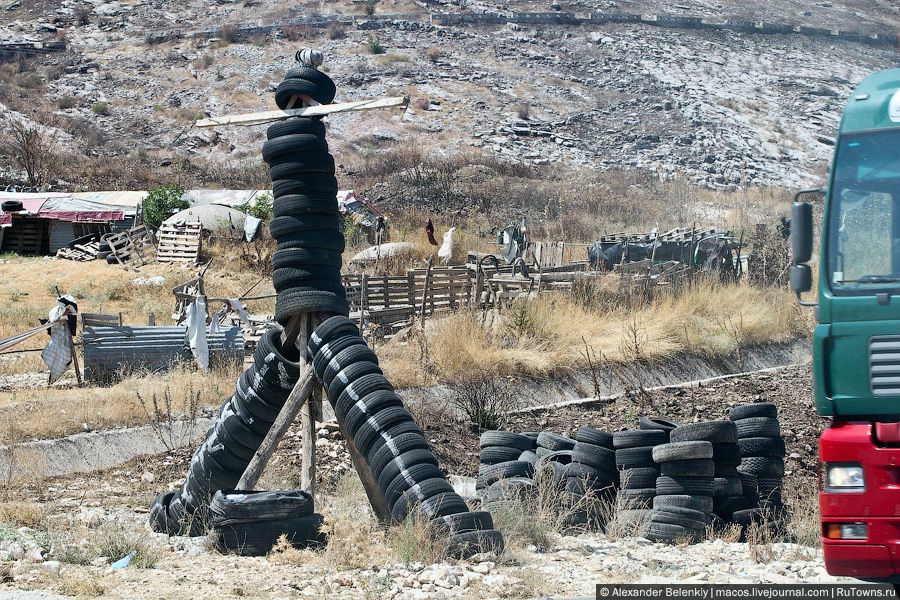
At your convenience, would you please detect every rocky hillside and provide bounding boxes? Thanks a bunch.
[0,0,897,193]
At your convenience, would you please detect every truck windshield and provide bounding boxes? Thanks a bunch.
[827,129,900,294]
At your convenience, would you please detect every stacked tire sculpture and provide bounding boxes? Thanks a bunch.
[265,67,348,322]
[729,403,785,528]
[309,316,504,557]
[149,328,306,537]
[614,428,668,510]
[564,427,617,497]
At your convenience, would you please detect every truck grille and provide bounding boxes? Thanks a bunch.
[869,336,900,397]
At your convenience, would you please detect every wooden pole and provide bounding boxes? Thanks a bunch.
[66,323,82,386]
[419,256,433,329]
[339,420,392,522]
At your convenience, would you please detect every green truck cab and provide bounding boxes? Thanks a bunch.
[791,68,900,582]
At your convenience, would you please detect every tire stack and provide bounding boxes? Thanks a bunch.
[646,439,714,543]
[208,490,326,556]
[477,432,537,505]
[564,427,618,498]
[613,428,668,511]
[309,316,505,557]
[149,328,304,536]
[265,66,349,323]
[729,403,785,526]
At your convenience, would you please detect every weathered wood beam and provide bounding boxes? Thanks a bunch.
[195,96,410,128]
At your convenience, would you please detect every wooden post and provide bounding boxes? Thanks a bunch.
[66,325,82,386]
[419,256,433,328]
[300,382,317,495]
[339,420,392,521]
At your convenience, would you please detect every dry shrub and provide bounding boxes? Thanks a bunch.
[326,22,347,40]
[51,521,161,568]
[58,574,105,597]
[424,46,443,62]
[0,501,44,528]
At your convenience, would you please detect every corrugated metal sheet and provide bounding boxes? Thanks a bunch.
[83,326,244,383]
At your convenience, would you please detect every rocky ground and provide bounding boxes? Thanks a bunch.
[0,362,840,599]
[0,0,897,200]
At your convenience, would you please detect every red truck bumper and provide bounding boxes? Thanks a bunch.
[820,421,900,582]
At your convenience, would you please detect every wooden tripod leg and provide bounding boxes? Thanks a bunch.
[339,419,392,522]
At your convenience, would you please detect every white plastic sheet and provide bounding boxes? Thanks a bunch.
[185,297,209,370]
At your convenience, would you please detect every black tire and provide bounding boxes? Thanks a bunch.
[272,265,341,290]
[619,488,656,505]
[652,441,714,462]
[482,477,536,504]
[479,431,533,452]
[430,511,494,536]
[231,387,282,425]
[322,345,379,389]
[615,445,655,468]
[209,490,314,525]
[713,477,743,497]
[204,438,250,473]
[266,117,326,140]
[345,390,405,438]
[713,495,754,518]
[273,194,339,218]
[728,402,777,421]
[653,494,714,513]
[620,467,658,489]
[613,429,668,449]
[737,436,786,458]
[226,396,274,437]
[481,446,525,465]
[68,233,99,249]
[273,247,343,270]
[327,361,383,404]
[269,214,344,238]
[384,463,445,508]
[731,508,766,526]
[309,316,358,357]
[739,456,785,477]
[377,448,440,491]
[639,416,680,432]
[334,373,395,422]
[269,156,337,178]
[353,406,416,457]
[273,175,339,198]
[213,514,325,556]
[565,462,619,486]
[273,230,346,253]
[649,510,707,532]
[571,442,616,471]
[536,432,576,451]
[149,491,178,534]
[312,334,368,381]
[670,421,738,444]
[660,459,715,478]
[255,328,303,381]
[213,421,256,461]
[733,417,781,438]
[476,460,535,489]
[564,476,615,496]
[535,459,567,486]
[537,450,573,466]
[366,431,431,479]
[655,475,714,496]
[643,521,701,543]
[106,253,119,264]
[394,490,468,523]
[614,509,652,529]
[714,465,740,478]
[275,78,335,110]
[446,529,505,558]
[219,404,266,451]
[575,427,613,448]
[262,134,329,162]
[518,450,538,464]
[1,200,23,212]
[712,443,741,466]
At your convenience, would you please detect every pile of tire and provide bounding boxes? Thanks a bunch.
[149,328,308,539]
[309,316,504,557]
[565,427,617,498]
[264,66,349,323]
[613,419,673,513]
[208,490,326,556]
[477,431,538,505]
[729,402,786,528]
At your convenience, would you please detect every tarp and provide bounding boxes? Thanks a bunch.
[338,190,384,228]
[184,189,266,208]
[70,191,144,209]
[0,196,48,226]
[38,196,124,222]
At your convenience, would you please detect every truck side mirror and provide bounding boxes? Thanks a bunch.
[790,264,812,294]
[791,201,813,264]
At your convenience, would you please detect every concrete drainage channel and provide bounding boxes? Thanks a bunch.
[1,343,807,482]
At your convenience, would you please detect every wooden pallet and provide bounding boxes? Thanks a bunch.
[106,225,156,268]
[157,221,202,264]
[0,217,46,255]
[56,240,102,261]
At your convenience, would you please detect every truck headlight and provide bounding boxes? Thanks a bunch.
[825,463,865,492]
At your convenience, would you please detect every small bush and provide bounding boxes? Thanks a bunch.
[364,0,377,15]
[424,46,442,62]
[326,22,346,40]
[57,95,76,109]
[74,7,91,25]
[366,36,385,55]
[235,192,273,221]
[282,24,312,42]
[90,102,109,116]
[142,184,188,228]
[218,23,238,44]
[450,379,518,430]
[516,102,531,120]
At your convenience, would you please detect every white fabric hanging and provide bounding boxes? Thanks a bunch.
[437,226,456,264]
[185,297,209,370]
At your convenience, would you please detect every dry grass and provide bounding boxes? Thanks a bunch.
[0,363,241,443]
[379,281,805,388]
[50,521,162,568]
[0,501,45,528]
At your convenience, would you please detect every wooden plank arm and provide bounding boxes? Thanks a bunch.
[195,96,410,128]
